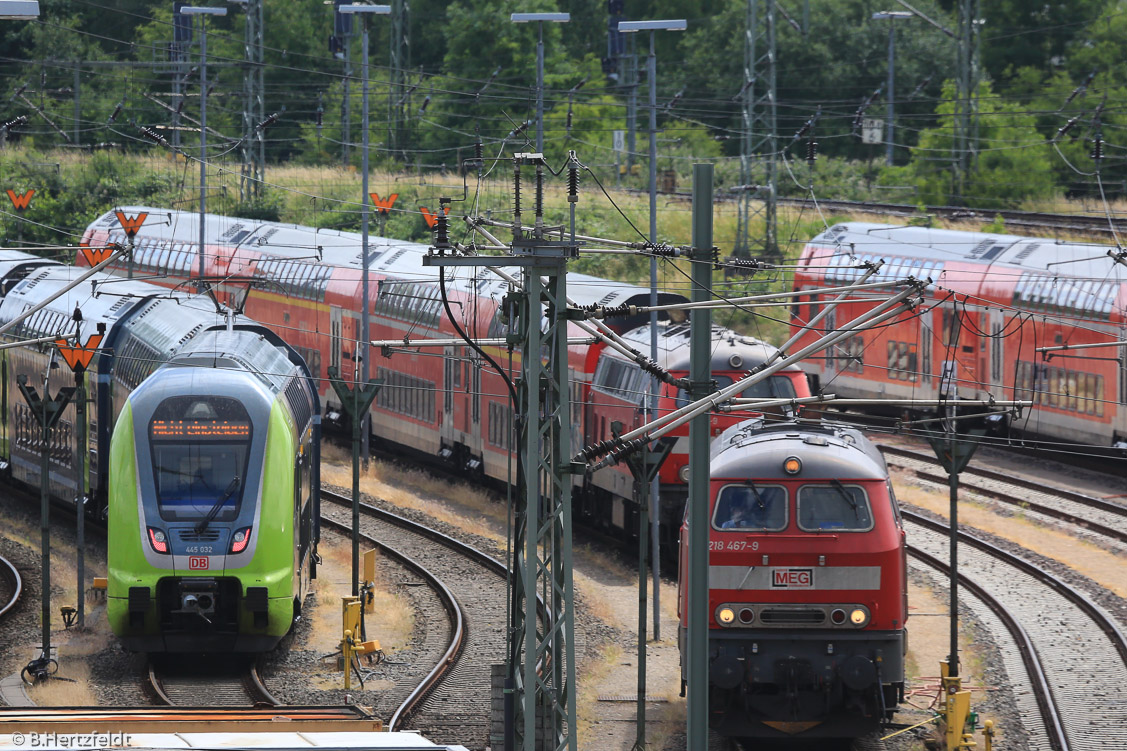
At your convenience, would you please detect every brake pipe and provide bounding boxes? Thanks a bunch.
[579,287,921,463]
[0,245,126,339]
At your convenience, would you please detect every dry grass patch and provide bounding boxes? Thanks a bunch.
[574,642,624,748]
[893,470,1127,598]
[27,660,98,706]
[308,536,413,657]
[321,445,503,543]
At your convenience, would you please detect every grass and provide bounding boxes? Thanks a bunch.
[308,535,414,658]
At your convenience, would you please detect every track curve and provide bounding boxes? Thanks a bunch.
[0,555,22,621]
[904,508,1127,750]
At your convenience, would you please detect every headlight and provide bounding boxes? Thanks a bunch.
[678,465,690,482]
[850,608,869,626]
[717,607,735,625]
[230,526,252,554]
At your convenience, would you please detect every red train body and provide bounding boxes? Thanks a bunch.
[679,419,906,738]
[792,222,1127,447]
[80,207,806,549]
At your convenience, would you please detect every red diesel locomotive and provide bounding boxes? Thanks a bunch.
[679,419,906,738]
[793,222,1127,448]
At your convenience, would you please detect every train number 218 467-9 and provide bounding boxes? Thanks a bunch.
[709,540,759,551]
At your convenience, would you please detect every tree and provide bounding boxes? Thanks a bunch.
[886,80,1059,207]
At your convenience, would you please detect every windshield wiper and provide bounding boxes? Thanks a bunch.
[744,479,768,511]
[196,476,240,534]
[830,479,860,518]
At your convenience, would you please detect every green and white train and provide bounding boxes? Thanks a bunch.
[0,250,319,653]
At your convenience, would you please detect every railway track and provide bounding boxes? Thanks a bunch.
[904,508,1127,751]
[319,489,523,747]
[147,657,278,706]
[634,187,1127,239]
[0,555,22,621]
[880,444,1127,548]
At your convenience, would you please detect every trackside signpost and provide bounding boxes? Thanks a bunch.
[327,365,382,597]
[54,312,104,630]
[16,372,74,684]
[921,413,985,750]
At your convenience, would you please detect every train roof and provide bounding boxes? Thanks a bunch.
[807,222,1127,284]
[710,419,888,481]
[0,265,172,344]
[168,327,306,397]
[91,207,688,309]
[607,321,800,372]
[0,251,59,292]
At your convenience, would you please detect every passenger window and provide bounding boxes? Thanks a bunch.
[797,484,873,531]
[712,484,787,531]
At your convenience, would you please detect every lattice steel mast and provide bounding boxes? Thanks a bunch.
[735,0,778,259]
[240,0,265,202]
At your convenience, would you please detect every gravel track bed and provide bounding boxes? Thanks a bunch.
[906,514,1127,749]
[319,496,499,748]
[889,452,1127,553]
[322,505,462,726]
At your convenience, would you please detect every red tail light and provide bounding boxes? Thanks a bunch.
[230,527,252,554]
[147,527,169,554]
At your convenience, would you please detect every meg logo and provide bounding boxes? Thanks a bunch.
[771,568,813,588]
[188,556,209,570]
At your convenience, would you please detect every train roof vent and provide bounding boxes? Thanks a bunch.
[1012,243,1039,262]
[107,297,132,315]
[597,292,618,305]
[380,249,408,267]
[967,238,994,258]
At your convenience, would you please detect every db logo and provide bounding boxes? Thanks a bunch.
[772,568,813,588]
[188,556,209,570]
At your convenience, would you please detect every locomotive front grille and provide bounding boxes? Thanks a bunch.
[759,608,826,625]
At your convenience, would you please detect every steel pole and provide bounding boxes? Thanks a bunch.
[536,21,544,153]
[646,30,662,643]
[342,32,351,166]
[948,465,959,677]
[360,19,371,467]
[687,163,713,748]
[40,418,50,660]
[198,19,207,291]
[75,375,85,629]
[886,20,895,166]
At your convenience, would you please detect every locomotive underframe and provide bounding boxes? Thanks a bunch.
[699,628,904,738]
[116,576,281,653]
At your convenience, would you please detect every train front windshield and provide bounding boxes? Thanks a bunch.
[149,396,252,522]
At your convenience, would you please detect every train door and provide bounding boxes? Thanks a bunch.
[329,307,343,379]
[1118,326,1127,441]
[466,352,483,465]
[989,310,1005,393]
[441,346,456,450]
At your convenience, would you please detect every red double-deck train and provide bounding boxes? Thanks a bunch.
[792,222,1127,448]
[680,418,906,738]
[80,207,809,546]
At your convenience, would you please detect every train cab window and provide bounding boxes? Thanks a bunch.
[712,484,787,531]
[149,396,252,523]
[797,483,873,532]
